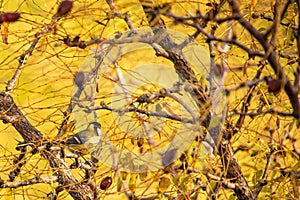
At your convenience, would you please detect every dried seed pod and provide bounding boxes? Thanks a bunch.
[74,71,84,87]
[237,144,250,151]
[130,136,135,145]
[53,0,73,18]
[0,12,21,23]
[266,77,282,93]
[214,63,224,77]
[136,93,151,103]
[137,137,144,147]
[100,176,112,190]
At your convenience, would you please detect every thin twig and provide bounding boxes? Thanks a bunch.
[6,20,57,92]
[93,103,194,124]
[1,175,58,188]
[228,109,293,118]
[205,172,235,189]
[225,77,266,93]
[230,0,300,120]
[164,11,265,58]
[254,129,275,198]
[106,0,136,32]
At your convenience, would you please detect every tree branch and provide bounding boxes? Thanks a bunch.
[0,92,94,199]
[230,0,300,120]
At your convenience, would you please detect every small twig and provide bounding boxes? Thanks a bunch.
[230,0,300,120]
[56,46,106,137]
[106,0,116,13]
[93,103,194,124]
[106,0,136,32]
[1,175,58,188]
[225,77,266,93]
[207,182,221,200]
[164,12,265,58]
[6,21,56,92]
[158,88,198,123]
[205,172,235,189]
[227,108,293,118]
[61,36,103,49]
[264,0,281,40]
[230,61,265,136]
[254,129,275,198]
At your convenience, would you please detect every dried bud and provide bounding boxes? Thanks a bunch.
[53,0,73,18]
[237,144,250,151]
[100,176,112,190]
[0,12,21,23]
[74,71,84,87]
[214,64,224,77]
[266,77,282,93]
[137,137,144,147]
[136,93,152,103]
[251,13,260,19]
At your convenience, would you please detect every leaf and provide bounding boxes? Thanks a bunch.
[288,119,296,132]
[138,164,148,181]
[129,174,137,194]
[253,169,263,184]
[180,175,190,191]
[158,176,171,193]
[173,174,180,185]
[162,148,177,166]
[139,172,148,181]
[117,177,122,192]
[229,194,237,200]
[258,27,266,32]
[121,172,128,180]
[155,103,162,112]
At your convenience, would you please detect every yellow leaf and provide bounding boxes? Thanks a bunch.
[158,176,171,193]
[129,174,137,194]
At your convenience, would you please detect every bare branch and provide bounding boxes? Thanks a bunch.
[0,175,58,188]
[6,19,57,92]
[254,129,275,198]
[205,172,236,189]
[225,77,266,93]
[0,92,94,199]
[228,109,294,118]
[106,0,136,32]
[230,0,300,120]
